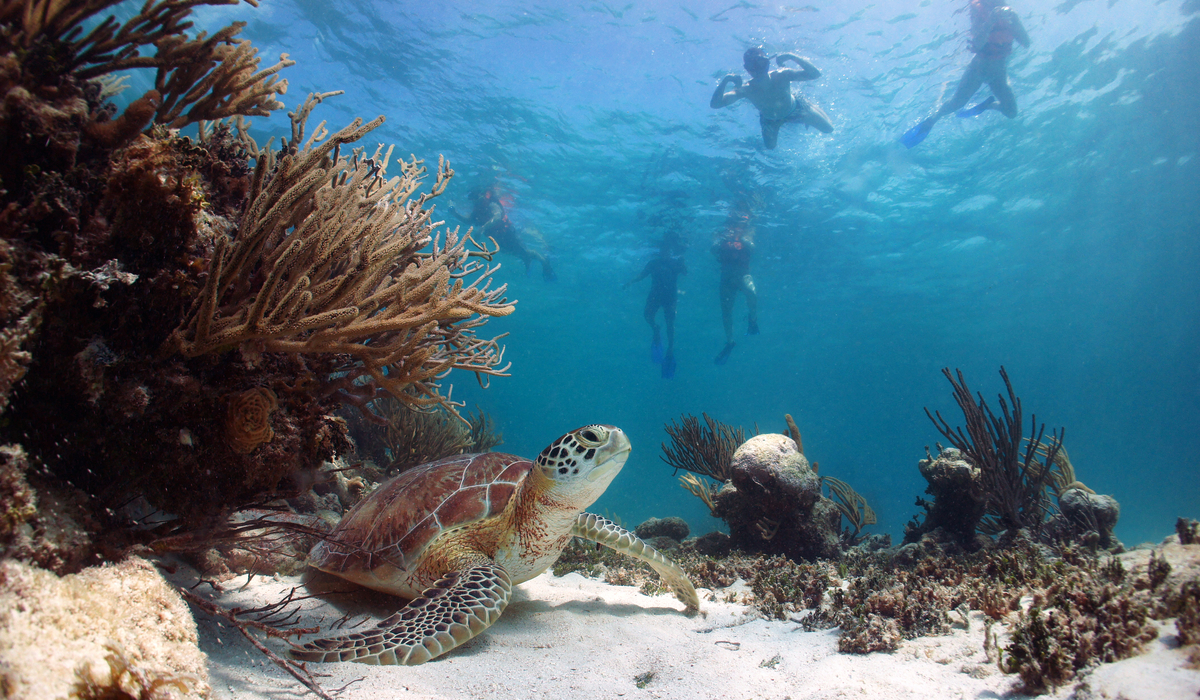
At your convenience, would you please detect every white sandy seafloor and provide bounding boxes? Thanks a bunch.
[182,558,1200,700]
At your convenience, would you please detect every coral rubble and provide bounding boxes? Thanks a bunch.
[0,556,208,699]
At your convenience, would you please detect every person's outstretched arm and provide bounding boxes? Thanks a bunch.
[775,53,821,81]
[710,74,744,108]
[446,204,470,223]
[1003,7,1031,47]
[623,262,653,288]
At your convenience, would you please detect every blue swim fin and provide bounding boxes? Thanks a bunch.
[650,338,664,364]
[900,120,933,149]
[957,96,996,118]
[661,354,676,379]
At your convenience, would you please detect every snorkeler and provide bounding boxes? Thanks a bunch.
[624,231,687,379]
[710,46,834,150]
[900,0,1031,148]
[711,211,758,365]
[450,182,556,282]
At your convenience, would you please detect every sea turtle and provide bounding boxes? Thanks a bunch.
[290,424,699,665]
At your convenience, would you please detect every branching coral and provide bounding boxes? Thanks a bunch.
[925,367,1064,536]
[170,92,514,416]
[662,412,746,481]
[823,476,876,543]
[345,397,503,476]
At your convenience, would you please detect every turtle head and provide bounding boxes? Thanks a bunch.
[535,425,631,501]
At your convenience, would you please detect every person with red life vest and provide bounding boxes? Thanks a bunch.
[900,0,1031,148]
[710,46,834,150]
[450,181,556,282]
[711,209,759,365]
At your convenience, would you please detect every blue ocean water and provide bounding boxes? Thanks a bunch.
[187,0,1196,545]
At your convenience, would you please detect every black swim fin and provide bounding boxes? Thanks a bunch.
[714,342,735,365]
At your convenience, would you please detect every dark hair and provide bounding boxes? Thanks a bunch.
[743,46,770,74]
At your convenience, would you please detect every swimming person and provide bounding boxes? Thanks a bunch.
[624,231,687,379]
[710,46,834,150]
[900,0,1031,148]
[450,182,556,282]
[711,212,758,365]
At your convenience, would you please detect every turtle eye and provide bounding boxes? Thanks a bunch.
[577,426,605,446]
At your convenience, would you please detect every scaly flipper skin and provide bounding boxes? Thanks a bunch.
[290,562,511,665]
[572,512,700,611]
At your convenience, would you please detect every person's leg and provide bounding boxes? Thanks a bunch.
[661,301,678,377]
[743,274,759,334]
[643,298,659,330]
[720,279,735,345]
[716,273,738,363]
[663,302,677,352]
[645,297,663,362]
[523,248,555,281]
[986,61,1018,118]
[935,58,986,119]
[794,95,834,133]
[759,117,781,149]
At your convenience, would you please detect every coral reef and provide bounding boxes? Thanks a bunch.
[0,0,514,541]
[345,397,503,475]
[168,92,514,414]
[0,556,208,699]
[712,433,842,561]
[1001,566,1158,692]
[905,446,989,550]
[915,368,1123,552]
[924,367,1063,536]
[0,443,98,574]
[663,412,746,514]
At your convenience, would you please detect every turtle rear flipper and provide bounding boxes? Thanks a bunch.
[290,562,512,665]
[572,512,700,612]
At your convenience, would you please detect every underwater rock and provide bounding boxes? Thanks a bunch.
[712,433,841,561]
[689,530,733,558]
[635,516,690,542]
[645,535,683,552]
[0,444,99,574]
[1057,488,1121,549]
[0,556,208,698]
[904,447,987,550]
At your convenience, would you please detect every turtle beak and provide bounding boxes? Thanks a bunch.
[586,428,631,483]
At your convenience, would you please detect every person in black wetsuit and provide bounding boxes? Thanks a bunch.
[450,182,556,281]
[624,231,687,378]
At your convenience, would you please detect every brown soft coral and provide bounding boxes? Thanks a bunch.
[225,387,277,454]
[83,88,161,148]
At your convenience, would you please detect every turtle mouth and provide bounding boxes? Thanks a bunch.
[586,447,631,483]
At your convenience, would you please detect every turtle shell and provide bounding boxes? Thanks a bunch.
[311,452,531,576]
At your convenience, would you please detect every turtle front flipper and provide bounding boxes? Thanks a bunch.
[572,512,700,612]
[290,562,512,665]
